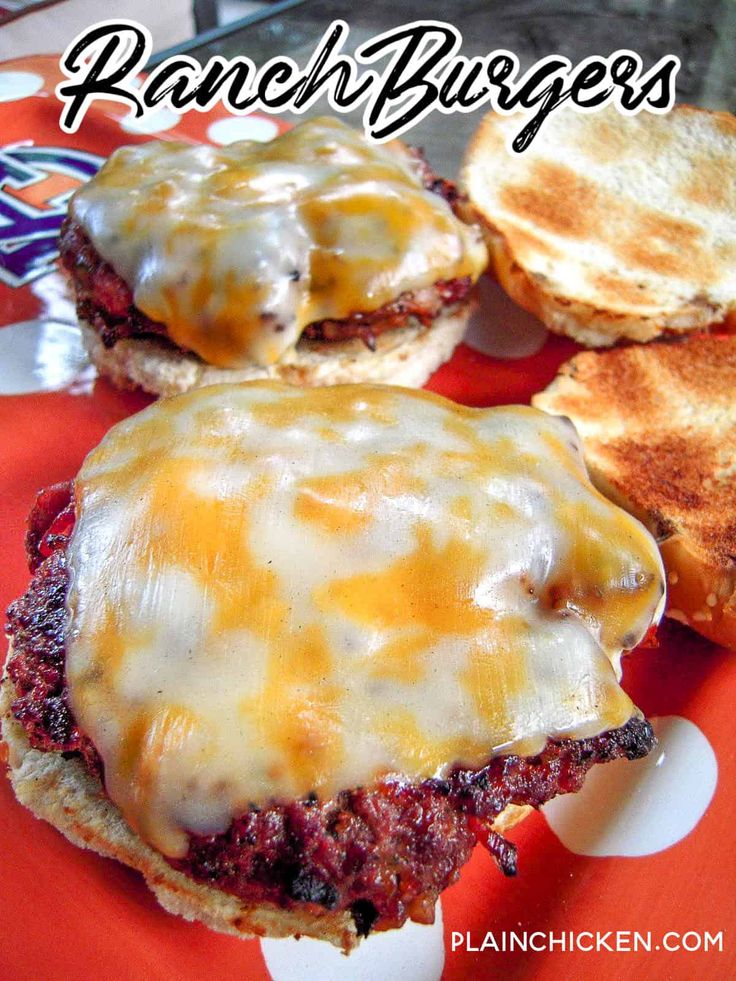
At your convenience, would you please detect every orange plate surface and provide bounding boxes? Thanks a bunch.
[0,55,734,981]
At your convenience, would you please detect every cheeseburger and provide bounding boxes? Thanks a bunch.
[3,382,665,950]
[59,118,488,395]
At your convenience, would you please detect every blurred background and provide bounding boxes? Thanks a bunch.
[1,0,734,175]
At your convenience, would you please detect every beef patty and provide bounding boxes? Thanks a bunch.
[5,482,654,936]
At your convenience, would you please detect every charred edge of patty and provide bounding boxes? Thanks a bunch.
[58,155,473,357]
[300,278,473,349]
[4,483,655,936]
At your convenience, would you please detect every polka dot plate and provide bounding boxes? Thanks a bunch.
[0,54,734,981]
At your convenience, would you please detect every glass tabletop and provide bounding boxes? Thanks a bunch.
[155,0,736,177]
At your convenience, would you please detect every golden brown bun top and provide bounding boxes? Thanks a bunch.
[461,104,736,337]
[533,333,736,571]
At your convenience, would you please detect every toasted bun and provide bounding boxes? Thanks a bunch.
[533,334,736,649]
[0,669,529,949]
[81,302,474,398]
[461,105,736,347]
[0,672,360,949]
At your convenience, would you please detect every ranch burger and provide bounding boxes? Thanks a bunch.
[2,382,665,950]
[59,117,488,395]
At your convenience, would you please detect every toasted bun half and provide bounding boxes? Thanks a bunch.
[533,334,736,649]
[81,302,474,398]
[461,105,736,347]
[0,671,360,950]
[0,669,530,950]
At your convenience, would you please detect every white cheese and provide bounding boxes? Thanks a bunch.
[69,118,487,368]
[65,382,665,857]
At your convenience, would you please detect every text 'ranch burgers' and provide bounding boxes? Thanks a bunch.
[2,382,665,951]
[59,117,488,395]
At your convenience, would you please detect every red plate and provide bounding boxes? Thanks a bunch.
[1,54,733,981]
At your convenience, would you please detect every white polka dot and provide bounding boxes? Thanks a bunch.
[0,320,92,395]
[543,715,717,857]
[32,270,77,326]
[463,276,548,359]
[261,902,444,981]
[207,115,280,145]
[0,70,44,103]
[120,107,180,134]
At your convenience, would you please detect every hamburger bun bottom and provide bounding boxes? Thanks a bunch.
[0,666,531,951]
[80,301,475,398]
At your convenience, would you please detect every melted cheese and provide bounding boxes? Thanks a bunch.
[65,383,665,857]
[69,118,487,368]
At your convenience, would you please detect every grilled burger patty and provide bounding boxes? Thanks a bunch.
[59,153,473,357]
[5,482,654,937]
[59,220,474,355]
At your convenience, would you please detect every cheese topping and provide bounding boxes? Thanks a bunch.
[69,118,487,368]
[66,383,665,858]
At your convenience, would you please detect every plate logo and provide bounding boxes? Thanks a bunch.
[0,146,103,288]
